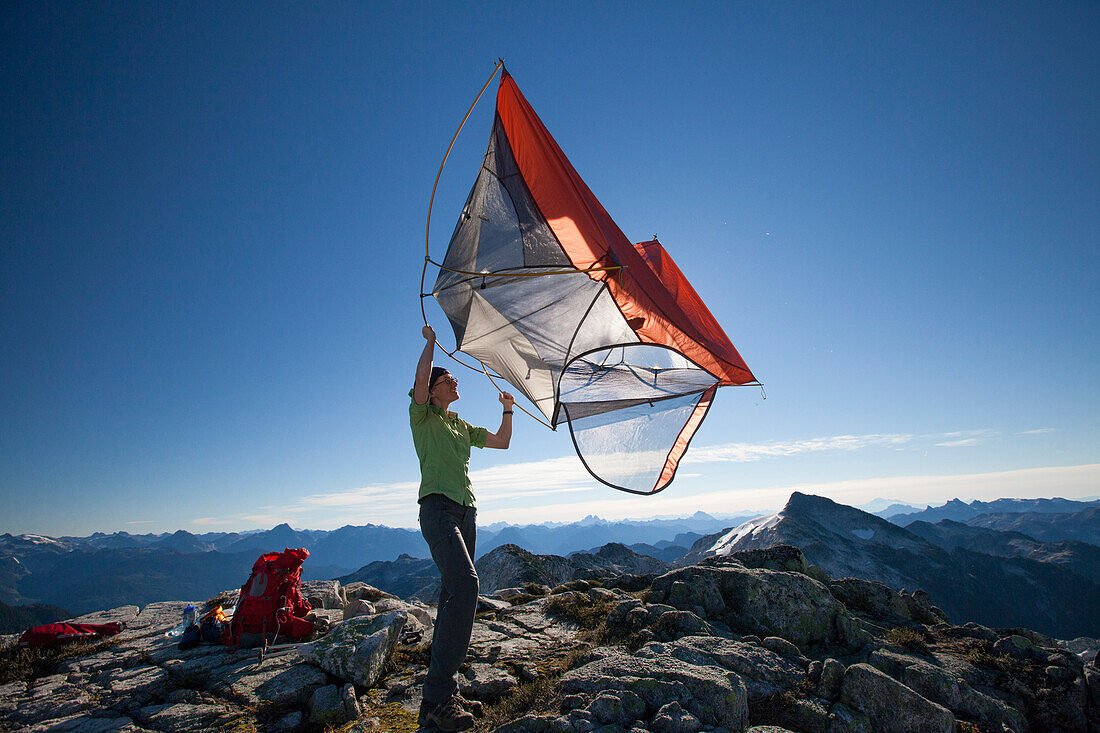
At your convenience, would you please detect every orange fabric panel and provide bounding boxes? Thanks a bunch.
[655,384,716,492]
[495,72,755,385]
[632,239,753,384]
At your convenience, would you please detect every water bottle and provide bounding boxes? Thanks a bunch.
[166,604,198,637]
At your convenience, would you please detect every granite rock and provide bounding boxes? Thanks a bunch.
[839,663,954,733]
[297,609,405,688]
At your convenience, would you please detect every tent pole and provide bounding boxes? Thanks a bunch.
[421,59,504,325]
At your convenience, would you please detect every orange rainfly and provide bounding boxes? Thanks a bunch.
[430,66,759,495]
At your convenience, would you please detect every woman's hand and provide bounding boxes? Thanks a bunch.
[422,325,436,342]
[486,391,515,448]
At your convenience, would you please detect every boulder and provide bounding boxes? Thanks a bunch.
[653,564,869,651]
[343,598,376,620]
[341,682,362,719]
[459,662,519,703]
[491,586,533,602]
[761,636,804,661]
[309,684,344,725]
[300,579,343,610]
[270,711,303,732]
[404,602,434,630]
[607,598,650,634]
[993,633,1049,663]
[657,635,804,702]
[342,581,398,602]
[477,595,512,612]
[865,648,1026,732]
[724,545,810,574]
[560,645,748,730]
[309,683,361,725]
[652,700,703,733]
[585,690,647,725]
[1086,667,1100,723]
[297,610,405,688]
[817,658,845,701]
[898,589,947,625]
[829,578,909,620]
[839,663,954,733]
[827,701,872,733]
[587,587,618,602]
[653,610,713,641]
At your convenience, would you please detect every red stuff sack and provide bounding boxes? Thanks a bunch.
[18,622,123,648]
[223,547,314,648]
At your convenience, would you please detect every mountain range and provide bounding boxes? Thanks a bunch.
[338,541,675,602]
[887,496,1100,526]
[682,492,1100,638]
[905,518,1100,580]
[3,495,1098,639]
[0,511,740,619]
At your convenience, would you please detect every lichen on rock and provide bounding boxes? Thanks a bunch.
[297,609,406,688]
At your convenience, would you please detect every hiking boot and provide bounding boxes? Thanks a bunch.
[453,693,484,718]
[418,697,475,731]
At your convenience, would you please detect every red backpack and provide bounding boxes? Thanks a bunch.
[224,547,314,648]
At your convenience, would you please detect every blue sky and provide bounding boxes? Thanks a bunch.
[2,2,1097,536]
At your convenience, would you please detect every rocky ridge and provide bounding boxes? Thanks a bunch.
[682,493,1100,639]
[340,542,675,604]
[1,547,1098,732]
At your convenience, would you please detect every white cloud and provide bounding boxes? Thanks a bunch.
[481,463,1100,524]
[184,429,1080,531]
[191,516,244,527]
[686,433,913,464]
[936,430,993,439]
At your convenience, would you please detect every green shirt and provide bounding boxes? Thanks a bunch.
[409,391,488,507]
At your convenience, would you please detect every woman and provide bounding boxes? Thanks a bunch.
[410,325,513,731]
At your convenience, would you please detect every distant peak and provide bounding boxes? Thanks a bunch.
[785,492,837,509]
[272,523,294,531]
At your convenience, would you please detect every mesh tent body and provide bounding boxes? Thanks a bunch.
[433,70,756,494]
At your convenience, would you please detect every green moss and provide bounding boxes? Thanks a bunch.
[507,593,541,606]
[884,626,930,654]
[471,643,594,732]
[359,694,420,732]
[543,594,611,630]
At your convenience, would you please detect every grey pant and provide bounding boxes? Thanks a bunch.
[419,493,479,706]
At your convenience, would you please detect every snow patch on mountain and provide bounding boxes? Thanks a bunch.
[708,512,779,555]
